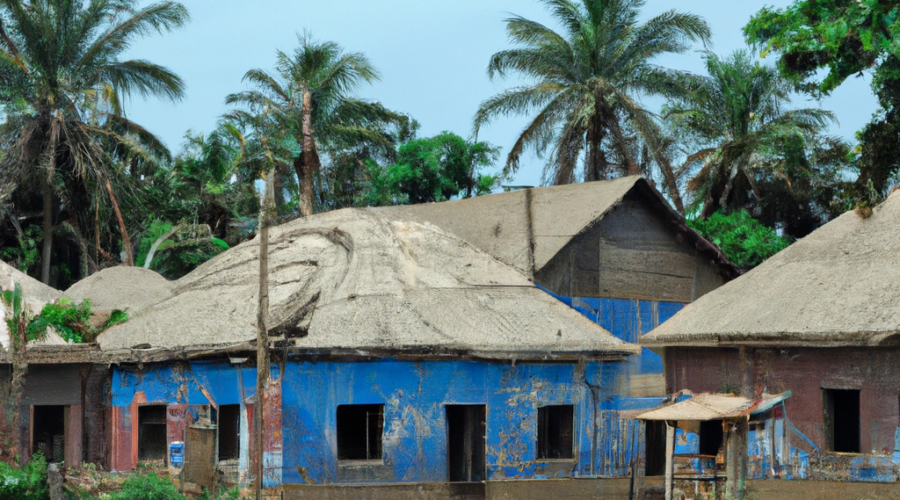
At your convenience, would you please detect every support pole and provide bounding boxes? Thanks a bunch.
[665,421,675,500]
[254,169,275,500]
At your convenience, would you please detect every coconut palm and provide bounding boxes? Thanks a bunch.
[473,0,710,185]
[664,50,836,220]
[227,32,400,217]
[0,0,189,283]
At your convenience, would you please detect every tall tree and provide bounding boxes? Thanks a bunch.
[665,50,848,237]
[227,32,399,217]
[473,0,710,185]
[0,0,189,284]
[745,0,900,200]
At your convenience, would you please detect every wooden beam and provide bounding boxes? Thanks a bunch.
[665,420,675,500]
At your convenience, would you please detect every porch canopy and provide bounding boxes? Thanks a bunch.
[633,391,791,500]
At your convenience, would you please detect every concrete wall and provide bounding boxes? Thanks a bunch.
[665,346,900,482]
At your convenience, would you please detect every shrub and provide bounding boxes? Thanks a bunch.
[688,210,793,268]
[108,472,183,500]
[0,453,49,500]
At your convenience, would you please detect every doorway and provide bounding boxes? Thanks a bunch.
[446,405,486,482]
[31,405,65,463]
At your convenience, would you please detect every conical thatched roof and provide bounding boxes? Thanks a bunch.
[66,266,173,315]
[379,176,735,279]
[98,208,636,359]
[642,191,900,347]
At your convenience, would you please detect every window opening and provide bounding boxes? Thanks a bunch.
[698,420,724,456]
[337,404,384,461]
[218,405,240,461]
[138,406,168,461]
[537,405,574,460]
[823,389,860,453]
[447,405,486,482]
[32,405,65,463]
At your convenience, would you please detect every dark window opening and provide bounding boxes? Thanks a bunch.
[824,389,860,453]
[447,405,486,482]
[32,405,65,463]
[218,405,240,461]
[537,405,574,460]
[337,404,384,461]
[699,420,724,456]
[644,421,666,476]
[138,406,168,461]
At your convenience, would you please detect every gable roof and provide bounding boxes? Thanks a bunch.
[66,266,173,315]
[379,176,736,279]
[643,191,900,348]
[97,208,637,360]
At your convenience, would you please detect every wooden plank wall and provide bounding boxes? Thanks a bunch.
[536,192,726,303]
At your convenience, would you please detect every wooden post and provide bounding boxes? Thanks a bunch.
[254,169,275,500]
[665,421,675,500]
[726,418,748,499]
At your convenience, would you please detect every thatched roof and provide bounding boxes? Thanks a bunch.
[0,260,62,311]
[635,392,790,421]
[643,191,900,347]
[97,208,637,360]
[379,176,736,279]
[66,266,173,315]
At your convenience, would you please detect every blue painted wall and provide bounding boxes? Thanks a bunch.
[111,358,662,486]
[536,285,683,378]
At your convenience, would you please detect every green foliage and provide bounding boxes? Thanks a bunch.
[108,472,182,500]
[379,132,500,204]
[146,226,230,280]
[1,283,25,347]
[26,299,94,343]
[688,210,793,268]
[135,220,175,268]
[474,0,711,183]
[106,310,129,329]
[0,452,49,500]
[0,226,41,275]
[106,472,246,500]
[745,0,900,198]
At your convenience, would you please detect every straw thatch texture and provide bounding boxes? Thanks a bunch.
[97,208,636,359]
[66,266,173,314]
[380,176,642,275]
[0,260,62,311]
[643,191,900,347]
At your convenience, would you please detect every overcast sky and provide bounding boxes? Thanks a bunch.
[121,0,879,187]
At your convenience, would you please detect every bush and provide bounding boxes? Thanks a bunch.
[109,473,182,500]
[688,210,793,268]
[0,453,49,500]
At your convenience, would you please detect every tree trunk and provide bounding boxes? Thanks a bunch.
[4,296,28,459]
[585,108,607,182]
[104,178,133,266]
[41,180,53,284]
[298,91,321,217]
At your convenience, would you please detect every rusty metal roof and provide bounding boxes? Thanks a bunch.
[634,392,791,421]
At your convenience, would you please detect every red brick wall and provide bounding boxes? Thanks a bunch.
[665,347,900,455]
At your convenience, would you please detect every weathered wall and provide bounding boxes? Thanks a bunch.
[281,359,639,485]
[665,346,900,481]
[535,192,726,303]
[109,361,277,486]
[539,288,683,398]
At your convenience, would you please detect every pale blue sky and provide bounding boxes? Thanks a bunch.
[122,0,879,187]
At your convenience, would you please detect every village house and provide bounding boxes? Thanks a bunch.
[641,189,900,487]
[0,176,737,498]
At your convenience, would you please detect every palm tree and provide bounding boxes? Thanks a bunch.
[0,0,189,284]
[473,0,710,185]
[227,32,400,217]
[664,50,835,219]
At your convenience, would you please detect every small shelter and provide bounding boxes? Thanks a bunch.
[634,392,791,500]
